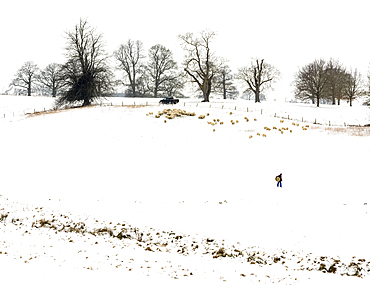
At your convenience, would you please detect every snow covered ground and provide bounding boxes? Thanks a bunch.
[1,95,370,295]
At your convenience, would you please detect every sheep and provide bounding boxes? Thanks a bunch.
[273,127,277,129]
[257,133,260,136]
[305,125,309,128]
[220,122,224,125]
[254,118,257,121]
[207,113,210,116]
[198,115,206,119]
[280,120,284,123]
[230,112,233,115]
[213,129,215,132]
[155,115,160,118]
[149,112,153,115]
[290,130,292,133]
[292,122,296,126]
[262,134,267,137]
[281,131,284,134]
[249,135,253,139]
[236,120,239,123]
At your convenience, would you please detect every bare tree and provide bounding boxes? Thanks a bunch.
[293,59,328,107]
[147,44,178,98]
[178,30,221,102]
[237,59,280,103]
[160,72,185,97]
[38,63,63,97]
[343,68,364,107]
[325,59,347,105]
[56,19,113,108]
[114,39,145,97]
[213,65,238,99]
[10,61,39,96]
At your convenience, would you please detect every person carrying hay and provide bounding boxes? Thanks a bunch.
[275,173,282,187]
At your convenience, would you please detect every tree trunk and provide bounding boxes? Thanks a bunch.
[255,87,260,103]
[201,79,211,102]
[27,82,31,96]
[316,94,320,107]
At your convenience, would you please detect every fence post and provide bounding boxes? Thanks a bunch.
[274,113,276,117]
[122,101,123,106]
[235,106,236,110]
[222,105,224,109]
[261,109,263,114]
[288,115,289,120]
[302,117,303,122]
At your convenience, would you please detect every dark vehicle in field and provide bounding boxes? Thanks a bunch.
[159,97,179,104]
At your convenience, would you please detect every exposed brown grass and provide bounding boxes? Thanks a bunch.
[311,125,370,136]
[27,104,148,118]
[113,105,148,109]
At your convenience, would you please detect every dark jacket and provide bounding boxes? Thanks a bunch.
[277,174,282,182]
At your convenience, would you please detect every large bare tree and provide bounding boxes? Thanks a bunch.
[325,59,347,105]
[56,19,113,107]
[237,59,280,103]
[178,30,221,102]
[294,59,328,107]
[213,65,238,99]
[10,61,39,96]
[38,63,63,97]
[343,68,364,107]
[147,44,178,98]
[114,39,145,97]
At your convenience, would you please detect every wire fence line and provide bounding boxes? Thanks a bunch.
[0,100,367,127]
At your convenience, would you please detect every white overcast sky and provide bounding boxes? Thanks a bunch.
[1,0,369,100]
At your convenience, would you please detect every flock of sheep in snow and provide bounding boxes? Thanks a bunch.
[146,108,309,137]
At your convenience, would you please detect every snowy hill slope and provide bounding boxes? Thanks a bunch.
[0,96,369,295]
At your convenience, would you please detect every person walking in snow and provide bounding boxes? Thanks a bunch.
[276,173,282,187]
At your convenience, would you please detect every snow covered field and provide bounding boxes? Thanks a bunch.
[1,95,370,295]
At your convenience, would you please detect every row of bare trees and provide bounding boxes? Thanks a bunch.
[9,62,63,97]
[113,40,184,98]
[293,58,366,107]
[9,19,370,108]
[8,20,281,107]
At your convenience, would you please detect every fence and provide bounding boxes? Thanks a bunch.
[0,100,366,127]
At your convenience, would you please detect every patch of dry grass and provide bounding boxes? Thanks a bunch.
[26,104,149,118]
[311,125,370,136]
